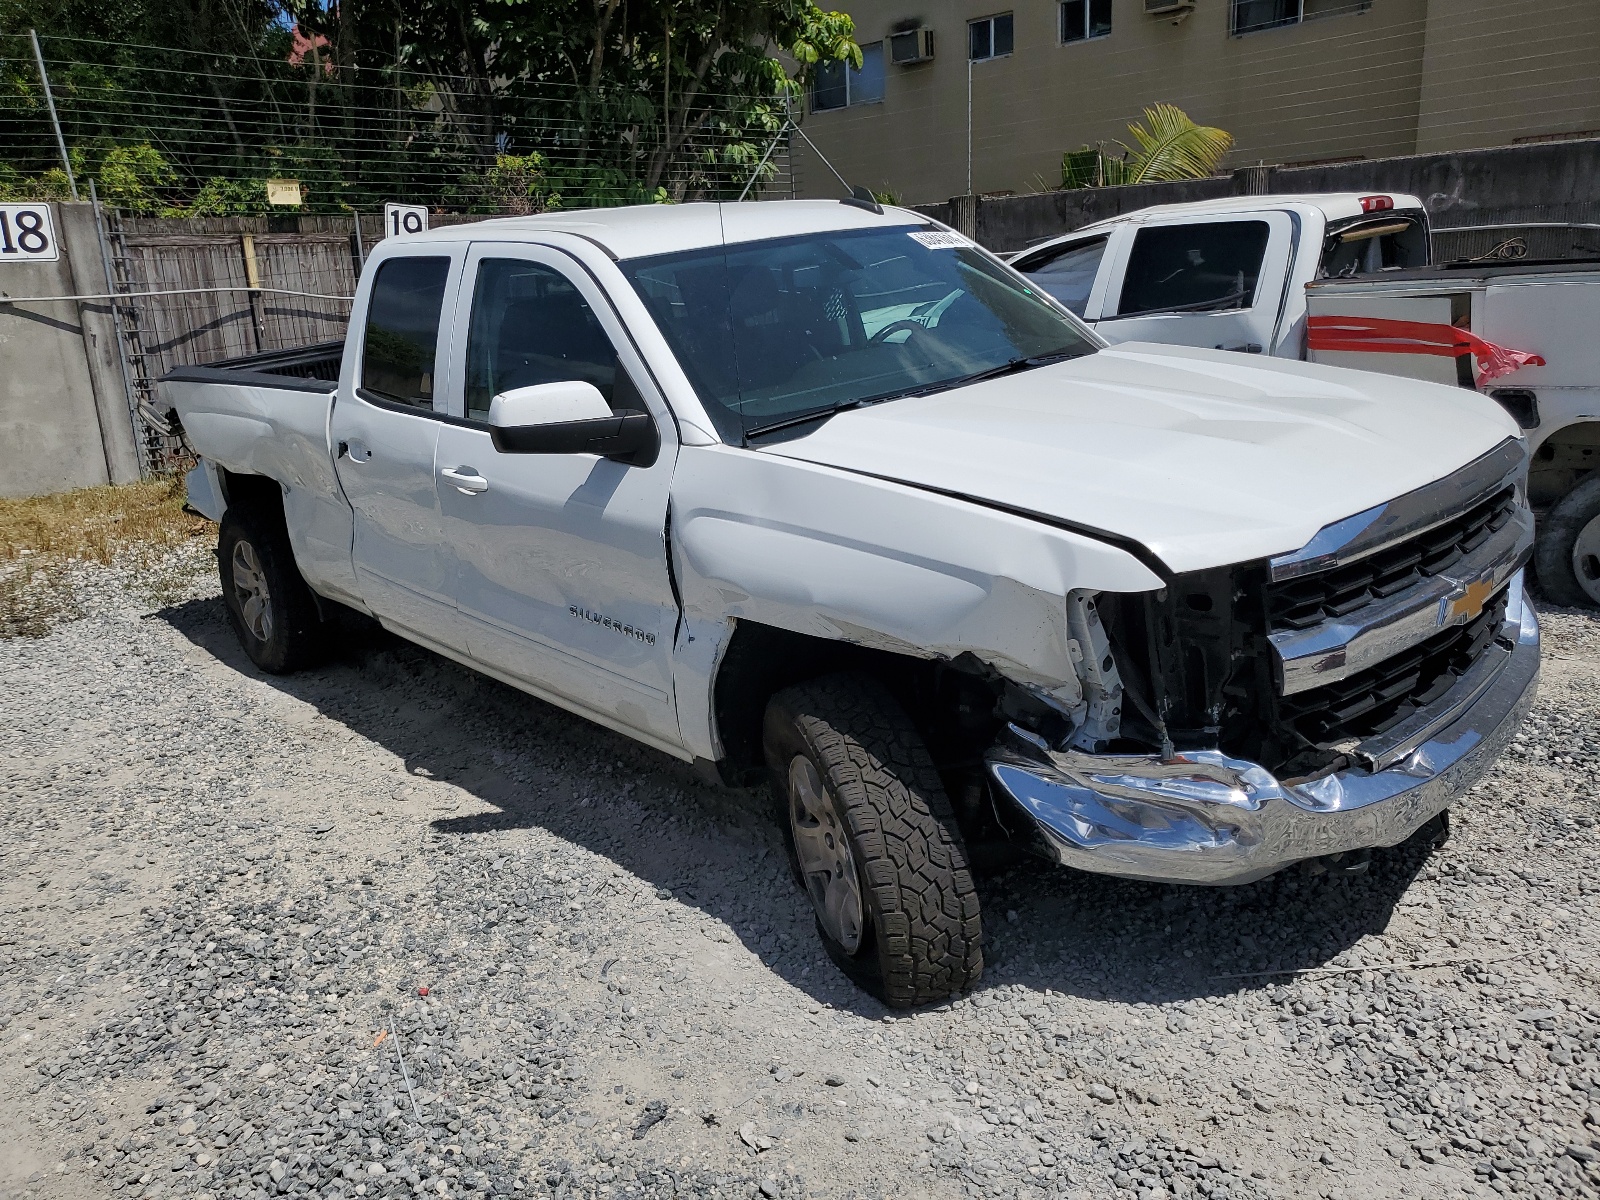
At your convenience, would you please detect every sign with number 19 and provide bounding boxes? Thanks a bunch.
[384,203,428,239]
[0,204,58,262]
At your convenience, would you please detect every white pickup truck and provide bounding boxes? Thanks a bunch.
[162,199,1539,1006]
[1012,194,1600,608]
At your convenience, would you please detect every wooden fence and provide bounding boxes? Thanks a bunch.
[109,213,488,470]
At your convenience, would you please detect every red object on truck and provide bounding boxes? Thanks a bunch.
[1306,314,1546,385]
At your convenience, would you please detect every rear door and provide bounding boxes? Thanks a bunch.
[330,248,468,650]
[432,242,682,748]
[1091,211,1296,354]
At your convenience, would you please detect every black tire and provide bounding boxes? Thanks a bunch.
[763,673,982,1007]
[1534,474,1600,609]
[217,507,327,674]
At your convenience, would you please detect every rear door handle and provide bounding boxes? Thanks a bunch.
[340,439,372,463]
[440,466,488,495]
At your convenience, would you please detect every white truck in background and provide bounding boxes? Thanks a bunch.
[1013,194,1600,608]
[161,199,1539,1006]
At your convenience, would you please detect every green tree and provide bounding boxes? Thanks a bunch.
[1,0,860,212]
[1063,104,1234,189]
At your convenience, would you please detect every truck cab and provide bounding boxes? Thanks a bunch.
[1010,193,1429,358]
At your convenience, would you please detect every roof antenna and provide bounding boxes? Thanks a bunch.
[786,121,884,215]
[737,117,795,202]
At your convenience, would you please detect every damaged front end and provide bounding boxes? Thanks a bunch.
[978,439,1540,885]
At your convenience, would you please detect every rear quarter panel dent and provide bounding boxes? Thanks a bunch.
[163,378,359,604]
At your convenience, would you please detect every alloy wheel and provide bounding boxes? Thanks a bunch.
[231,539,274,642]
[787,755,865,953]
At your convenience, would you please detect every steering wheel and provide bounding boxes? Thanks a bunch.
[869,319,927,344]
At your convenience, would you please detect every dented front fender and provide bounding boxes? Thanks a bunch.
[668,443,1165,761]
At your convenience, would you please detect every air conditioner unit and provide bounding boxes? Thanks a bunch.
[889,28,934,66]
[1144,0,1195,13]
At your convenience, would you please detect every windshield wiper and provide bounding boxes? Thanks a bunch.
[743,349,1084,442]
[908,349,1084,397]
[1112,288,1250,320]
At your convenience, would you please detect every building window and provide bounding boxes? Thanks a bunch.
[812,41,886,111]
[1231,0,1370,35]
[968,13,1014,61]
[1061,0,1112,43]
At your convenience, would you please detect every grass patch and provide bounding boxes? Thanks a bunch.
[0,475,212,638]
[0,475,208,565]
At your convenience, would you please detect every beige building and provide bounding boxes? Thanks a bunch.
[792,0,1600,205]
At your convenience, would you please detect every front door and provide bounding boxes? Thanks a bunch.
[1091,211,1295,355]
[330,250,466,650]
[434,244,682,747]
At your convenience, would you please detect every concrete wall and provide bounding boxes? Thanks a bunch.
[0,203,142,499]
[794,0,1600,205]
[916,137,1600,253]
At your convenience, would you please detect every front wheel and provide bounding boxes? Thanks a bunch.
[764,674,983,1007]
[1535,474,1600,608]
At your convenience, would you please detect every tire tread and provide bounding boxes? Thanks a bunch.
[765,674,982,1007]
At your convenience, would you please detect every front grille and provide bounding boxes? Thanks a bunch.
[1277,591,1507,745]
[1267,487,1518,632]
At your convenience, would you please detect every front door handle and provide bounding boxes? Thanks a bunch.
[440,466,489,495]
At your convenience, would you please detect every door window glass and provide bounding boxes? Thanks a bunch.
[361,256,451,408]
[1017,236,1108,316]
[1115,221,1271,317]
[463,259,621,422]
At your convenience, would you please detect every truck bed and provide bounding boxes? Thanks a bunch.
[1309,257,1600,291]
[159,338,359,606]
[162,340,344,393]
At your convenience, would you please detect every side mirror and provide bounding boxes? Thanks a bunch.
[488,381,659,467]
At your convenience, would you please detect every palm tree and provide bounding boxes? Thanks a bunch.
[1062,104,1234,189]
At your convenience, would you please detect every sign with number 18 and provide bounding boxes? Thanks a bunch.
[0,204,58,262]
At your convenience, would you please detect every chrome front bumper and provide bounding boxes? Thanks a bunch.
[984,576,1540,886]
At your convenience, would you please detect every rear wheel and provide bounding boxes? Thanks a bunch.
[764,674,983,1007]
[1535,475,1600,608]
[218,507,328,674]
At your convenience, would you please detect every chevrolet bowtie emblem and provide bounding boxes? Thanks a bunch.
[1440,576,1496,626]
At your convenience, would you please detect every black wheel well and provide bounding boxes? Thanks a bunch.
[709,619,1007,787]
[217,468,287,529]
[1530,421,1600,509]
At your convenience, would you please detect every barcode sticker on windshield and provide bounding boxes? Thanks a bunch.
[909,230,969,250]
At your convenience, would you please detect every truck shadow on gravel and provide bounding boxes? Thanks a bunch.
[159,595,1435,1015]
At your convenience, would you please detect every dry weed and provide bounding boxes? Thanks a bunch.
[0,475,211,638]
[0,475,208,566]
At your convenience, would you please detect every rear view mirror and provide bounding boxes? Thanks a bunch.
[488,381,658,466]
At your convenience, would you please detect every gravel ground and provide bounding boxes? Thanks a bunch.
[4,546,1600,1200]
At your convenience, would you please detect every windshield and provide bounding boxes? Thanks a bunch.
[619,224,1098,441]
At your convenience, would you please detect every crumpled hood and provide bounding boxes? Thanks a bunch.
[760,342,1520,576]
